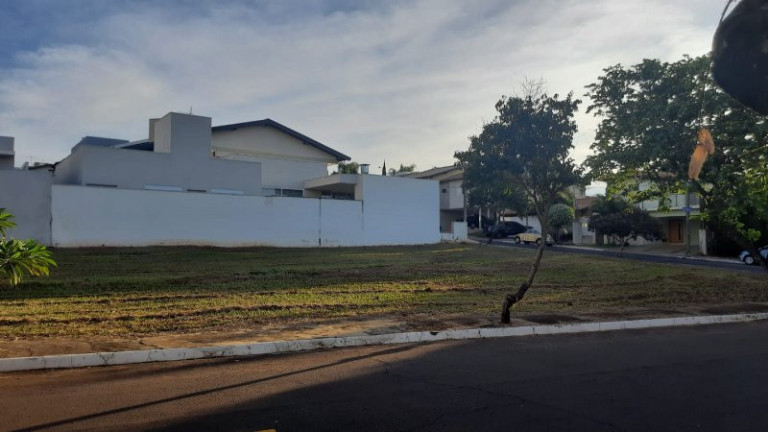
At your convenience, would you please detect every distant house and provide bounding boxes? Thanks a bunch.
[571,195,598,245]
[0,112,440,247]
[635,181,705,252]
[0,136,14,170]
[406,165,555,236]
[572,181,708,254]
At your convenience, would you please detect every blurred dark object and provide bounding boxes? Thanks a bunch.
[710,234,743,257]
[712,0,768,114]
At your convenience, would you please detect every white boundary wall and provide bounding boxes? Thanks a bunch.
[358,175,440,246]
[51,183,439,247]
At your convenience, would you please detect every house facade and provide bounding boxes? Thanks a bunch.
[405,165,546,237]
[634,181,706,253]
[0,112,440,248]
[571,181,708,255]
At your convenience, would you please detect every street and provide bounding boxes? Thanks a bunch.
[490,238,765,273]
[2,321,768,431]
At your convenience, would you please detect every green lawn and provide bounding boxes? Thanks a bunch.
[0,244,766,339]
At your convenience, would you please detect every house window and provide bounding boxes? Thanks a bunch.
[442,188,447,193]
[262,188,303,198]
[282,189,303,198]
[321,191,354,200]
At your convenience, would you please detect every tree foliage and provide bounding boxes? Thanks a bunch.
[463,172,528,221]
[548,203,574,242]
[0,208,56,286]
[584,54,768,268]
[587,197,662,256]
[336,161,360,174]
[455,91,583,322]
[388,163,416,175]
[548,203,574,230]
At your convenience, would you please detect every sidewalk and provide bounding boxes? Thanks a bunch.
[559,243,738,264]
[467,233,738,264]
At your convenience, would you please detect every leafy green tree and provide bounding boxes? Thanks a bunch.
[460,166,529,228]
[584,54,768,269]
[455,91,583,323]
[0,210,13,237]
[336,161,360,174]
[587,197,662,256]
[548,203,574,243]
[388,163,417,175]
[0,208,56,286]
[591,195,631,216]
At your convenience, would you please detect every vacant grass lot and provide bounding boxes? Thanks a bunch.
[0,244,766,339]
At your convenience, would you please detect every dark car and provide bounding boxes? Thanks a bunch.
[485,221,528,238]
[466,214,493,229]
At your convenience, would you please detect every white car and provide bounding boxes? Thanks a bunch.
[739,246,768,265]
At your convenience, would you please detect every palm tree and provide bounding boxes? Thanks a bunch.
[0,208,56,286]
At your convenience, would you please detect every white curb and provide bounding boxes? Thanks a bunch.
[2,312,767,373]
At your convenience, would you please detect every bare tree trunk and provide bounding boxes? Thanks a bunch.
[501,242,546,323]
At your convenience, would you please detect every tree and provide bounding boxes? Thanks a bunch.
[336,161,360,174]
[587,197,662,256]
[548,203,574,243]
[0,208,56,286]
[455,91,583,323]
[584,54,768,269]
[461,167,529,227]
[388,163,417,175]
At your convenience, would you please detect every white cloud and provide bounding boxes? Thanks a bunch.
[0,0,723,169]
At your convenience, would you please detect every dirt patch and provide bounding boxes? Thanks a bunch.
[0,317,415,358]
[523,314,584,324]
[3,303,768,359]
[0,338,148,359]
[0,313,501,358]
[701,303,768,314]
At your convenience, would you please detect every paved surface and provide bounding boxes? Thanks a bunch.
[489,238,765,273]
[2,321,768,431]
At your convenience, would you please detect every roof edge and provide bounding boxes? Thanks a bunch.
[212,118,350,162]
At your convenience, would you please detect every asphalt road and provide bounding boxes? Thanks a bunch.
[3,321,768,432]
[490,238,766,273]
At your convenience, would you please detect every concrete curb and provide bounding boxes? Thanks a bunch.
[2,312,767,373]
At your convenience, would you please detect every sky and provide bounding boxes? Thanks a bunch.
[1,0,724,185]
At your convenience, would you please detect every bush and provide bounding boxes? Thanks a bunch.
[0,208,56,286]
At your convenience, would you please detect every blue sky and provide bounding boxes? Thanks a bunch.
[1,0,722,184]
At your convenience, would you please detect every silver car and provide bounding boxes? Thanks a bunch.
[739,246,768,265]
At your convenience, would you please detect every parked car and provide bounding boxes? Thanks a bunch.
[485,221,528,238]
[513,228,554,246]
[466,214,493,229]
[739,246,768,265]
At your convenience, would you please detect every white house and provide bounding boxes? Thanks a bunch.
[0,113,440,248]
